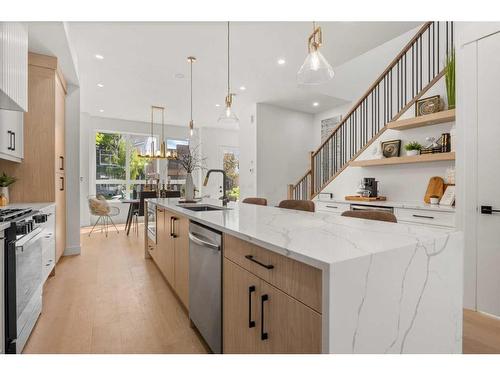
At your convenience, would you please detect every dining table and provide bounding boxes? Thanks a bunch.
[120,198,139,235]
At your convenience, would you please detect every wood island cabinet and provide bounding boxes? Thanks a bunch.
[153,206,190,310]
[223,234,322,354]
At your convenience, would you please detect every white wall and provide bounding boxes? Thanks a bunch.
[238,103,257,201]
[256,104,314,206]
[199,127,239,199]
[64,85,81,255]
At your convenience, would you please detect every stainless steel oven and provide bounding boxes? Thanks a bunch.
[147,202,156,243]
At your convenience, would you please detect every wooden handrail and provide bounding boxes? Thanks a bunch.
[312,22,433,157]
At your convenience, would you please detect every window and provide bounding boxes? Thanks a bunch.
[222,147,240,201]
[95,131,158,200]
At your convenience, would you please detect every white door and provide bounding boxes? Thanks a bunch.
[476,32,500,316]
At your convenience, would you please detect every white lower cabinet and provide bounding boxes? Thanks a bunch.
[394,208,455,228]
[40,206,56,280]
[315,201,350,215]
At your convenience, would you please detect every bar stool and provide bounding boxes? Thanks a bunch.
[341,210,398,223]
[278,199,315,212]
[242,197,267,206]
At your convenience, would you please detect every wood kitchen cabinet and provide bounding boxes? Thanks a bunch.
[223,234,322,354]
[153,207,190,310]
[0,52,67,262]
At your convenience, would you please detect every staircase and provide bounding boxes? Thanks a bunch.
[288,22,454,200]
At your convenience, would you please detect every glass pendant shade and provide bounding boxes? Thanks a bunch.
[218,104,239,126]
[297,49,334,85]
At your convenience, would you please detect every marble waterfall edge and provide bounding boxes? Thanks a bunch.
[329,231,463,353]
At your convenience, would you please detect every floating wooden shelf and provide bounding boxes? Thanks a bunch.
[387,109,455,130]
[350,152,455,167]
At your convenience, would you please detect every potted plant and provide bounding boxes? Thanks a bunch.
[0,172,17,205]
[404,141,422,156]
[445,49,455,110]
[178,144,206,201]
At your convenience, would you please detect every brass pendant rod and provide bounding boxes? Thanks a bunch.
[227,21,230,96]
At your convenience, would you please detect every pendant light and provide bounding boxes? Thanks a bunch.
[187,56,196,137]
[138,106,177,159]
[218,21,239,126]
[297,22,335,85]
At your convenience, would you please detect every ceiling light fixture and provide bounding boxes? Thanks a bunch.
[99,109,104,113]
[313,102,319,107]
[218,22,238,126]
[297,22,334,85]
[97,83,104,88]
[95,54,104,60]
[138,106,177,160]
[187,56,197,137]
[239,86,246,91]
[215,104,221,107]
[277,58,286,65]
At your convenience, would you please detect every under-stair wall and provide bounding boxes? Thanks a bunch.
[289,21,455,200]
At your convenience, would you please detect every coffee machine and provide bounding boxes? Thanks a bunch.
[358,177,378,197]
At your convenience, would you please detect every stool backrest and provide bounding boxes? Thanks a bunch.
[341,210,398,223]
[278,199,315,212]
[138,191,158,216]
[242,197,267,206]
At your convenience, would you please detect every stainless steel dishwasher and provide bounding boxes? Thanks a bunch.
[188,221,222,353]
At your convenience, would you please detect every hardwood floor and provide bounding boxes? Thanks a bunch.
[23,224,208,354]
[463,309,500,354]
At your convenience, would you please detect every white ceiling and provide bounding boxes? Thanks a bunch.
[66,21,421,128]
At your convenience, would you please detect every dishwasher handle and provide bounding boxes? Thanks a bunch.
[189,232,220,251]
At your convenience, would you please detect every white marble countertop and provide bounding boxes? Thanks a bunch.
[149,198,457,270]
[315,197,456,212]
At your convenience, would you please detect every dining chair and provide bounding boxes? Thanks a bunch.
[131,191,158,236]
[87,195,120,237]
[242,197,267,206]
[341,210,398,223]
[278,199,315,212]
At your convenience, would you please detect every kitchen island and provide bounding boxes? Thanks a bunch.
[146,198,463,354]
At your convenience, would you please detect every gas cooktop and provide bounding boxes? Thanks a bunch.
[0,208,34,222]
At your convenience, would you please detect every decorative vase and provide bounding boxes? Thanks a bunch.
[406,150,419,156]
[1,186,9,205]
[185,173,195,201]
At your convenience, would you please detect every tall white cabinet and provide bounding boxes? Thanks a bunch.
[0,22,27,163]
[458,24,500,315]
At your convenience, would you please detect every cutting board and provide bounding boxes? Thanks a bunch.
[345,195,387,202]
[424,176,445,203]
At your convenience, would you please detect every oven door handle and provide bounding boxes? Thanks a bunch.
[15,227,43,249]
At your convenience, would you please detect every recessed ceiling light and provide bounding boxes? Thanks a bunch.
[239,86,246,91]
[277,58,286,65]
[215,104,221,107]
[174,73,185,79]
[95,54,104,60]
[97,83,104,88]
[99,109,104,113]
[313,102,319,107]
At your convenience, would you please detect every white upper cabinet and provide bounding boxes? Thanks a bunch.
[0,109,24,161]
[0,22,28,112]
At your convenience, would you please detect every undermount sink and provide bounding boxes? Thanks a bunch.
[177,204,228,212]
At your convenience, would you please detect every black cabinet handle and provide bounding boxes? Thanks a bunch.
[412,214,434,219]
[481,205,500,215]
[59,176,65,191]
[59,156,64,170]
[260,294,269,340]
[245,255,274,270]
[248,285,256,328]
[326,205,339,209]
[170,217,178,238]
[12,131,15,151]
[7,131,12,150]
